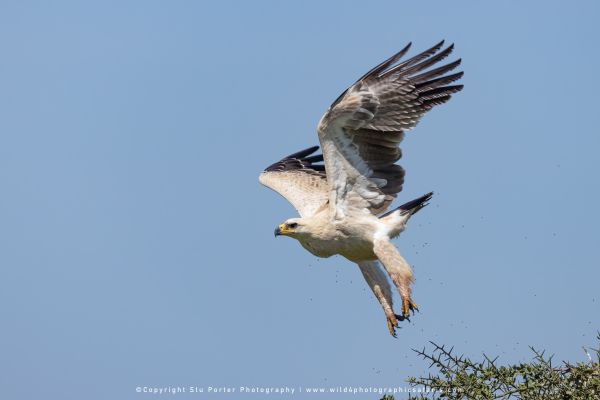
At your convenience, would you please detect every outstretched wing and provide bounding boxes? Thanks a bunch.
[318,41,463,217]
[259,146,329,217]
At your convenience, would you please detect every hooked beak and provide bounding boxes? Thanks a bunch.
[274,223,290,237]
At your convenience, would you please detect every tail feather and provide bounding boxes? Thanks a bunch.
[379,192,433,218]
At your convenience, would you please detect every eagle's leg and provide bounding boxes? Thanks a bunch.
[357,261,403,337]
[373,237,418,319]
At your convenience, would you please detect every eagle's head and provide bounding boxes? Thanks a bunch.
[274,218,306,238]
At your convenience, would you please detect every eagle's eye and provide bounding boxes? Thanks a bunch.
[287,222,298,229]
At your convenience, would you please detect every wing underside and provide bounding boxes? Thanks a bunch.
[317,41,463,216]
[259,146,329,217]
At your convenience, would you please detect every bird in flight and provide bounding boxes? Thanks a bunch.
[259,41,463,337]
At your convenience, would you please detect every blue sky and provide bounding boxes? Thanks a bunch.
[1,1,599,399]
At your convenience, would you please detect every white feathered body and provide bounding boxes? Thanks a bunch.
[259,41,463,336]
[296,209,409,262]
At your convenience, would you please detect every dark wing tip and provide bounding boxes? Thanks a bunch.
[377,40,453,79]
[284,145,320,160]
[263,145,324,173]
[411,58,463,85]
[304,154,324,163]
[330,42,413,109]
[355,42,413,83]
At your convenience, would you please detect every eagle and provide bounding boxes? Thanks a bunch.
[259,41,463,337]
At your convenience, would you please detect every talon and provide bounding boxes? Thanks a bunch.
[401,298,410,317]
[386,316,398,337]
[410,300,419,313]
[396,313,409,323]
[401,297,418,318]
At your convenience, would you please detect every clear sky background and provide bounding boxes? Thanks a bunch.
[1,1,599,399]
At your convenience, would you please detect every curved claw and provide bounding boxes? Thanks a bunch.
[411,300,420,313]
[387,300,419,337]
[386,315,399,338]
[401,297,419,318]
[395,313,410,323]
